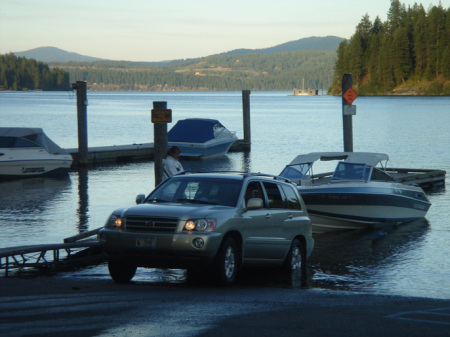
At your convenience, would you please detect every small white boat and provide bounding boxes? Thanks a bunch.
[0,127,73,178]
[168,118,238,158]
[279,152,431,233]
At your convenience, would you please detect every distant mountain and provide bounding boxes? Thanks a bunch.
[218,36,344,56]
[13,47,103,63]
[12,36,344,64]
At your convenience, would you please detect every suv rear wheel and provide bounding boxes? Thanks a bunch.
[284,238,307,287]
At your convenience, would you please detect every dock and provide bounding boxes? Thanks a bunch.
[386,168,446,190]
[66,139,248,166]
[66,143,155,166]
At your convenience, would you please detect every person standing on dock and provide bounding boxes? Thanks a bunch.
[162,146,184,180]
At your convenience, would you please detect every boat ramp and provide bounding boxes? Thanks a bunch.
[0,228,104,277]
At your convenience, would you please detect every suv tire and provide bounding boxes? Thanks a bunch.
[214,237,238,286]
[108,260,137,283]
[284,238,307,287]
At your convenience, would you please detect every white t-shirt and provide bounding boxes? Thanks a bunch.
[162,155,183,180]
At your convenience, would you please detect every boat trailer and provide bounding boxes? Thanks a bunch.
[0,228,104,277]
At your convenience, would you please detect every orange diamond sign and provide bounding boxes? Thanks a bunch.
[343,87,358,104]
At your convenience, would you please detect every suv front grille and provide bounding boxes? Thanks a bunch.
[125,216,179,233]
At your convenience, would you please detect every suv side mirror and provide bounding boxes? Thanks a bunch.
[136,194,146,204]
[246,198,263,210]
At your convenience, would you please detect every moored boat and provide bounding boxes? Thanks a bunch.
[0,127,73,179]
[279,152,432,233]
[168,118,238,158]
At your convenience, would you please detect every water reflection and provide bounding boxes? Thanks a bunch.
[181,151,252,173]
[309,219,430,292]
[77,167,89,233]
[0,177,73,246]
[181,155,233,172]
[0,177,71,219]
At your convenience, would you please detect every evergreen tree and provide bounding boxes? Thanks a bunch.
[387,0,407,33]
[330,1,449,95]
[425,4,447,78]
[392,26,412,83]
[412,6,428,76]
[0,53,70,91]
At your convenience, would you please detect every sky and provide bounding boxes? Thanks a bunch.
[0,0,446,62]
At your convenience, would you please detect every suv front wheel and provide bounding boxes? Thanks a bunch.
[213,237,238,286]
[108,259,137,283]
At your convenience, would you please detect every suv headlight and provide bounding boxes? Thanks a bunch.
[184,219,216,232]
[105,214,123,229]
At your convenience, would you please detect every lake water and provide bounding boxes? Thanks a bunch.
[0,91,449,299]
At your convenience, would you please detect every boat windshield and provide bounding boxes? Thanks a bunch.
[0,136,40,148]
[332,162,372,181]
[279,163,312,181]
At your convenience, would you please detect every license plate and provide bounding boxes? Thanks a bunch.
[136,237,155,248]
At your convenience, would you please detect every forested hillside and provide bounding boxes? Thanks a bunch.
[330,1,450,95]
[0,54,70,91]
[51,50,336,91]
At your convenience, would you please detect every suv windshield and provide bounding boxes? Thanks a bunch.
[146,177,243,207]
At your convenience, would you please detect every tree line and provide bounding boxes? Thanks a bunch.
[51,50,336,91]
[0,53,70,91]
[330,0,450,95]
[4,1,447,94]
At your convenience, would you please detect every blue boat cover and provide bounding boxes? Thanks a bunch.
[168,118,223,143]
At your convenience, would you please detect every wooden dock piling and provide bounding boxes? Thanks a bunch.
[342,73,354,152]
[152,101,169,186]
[73,81,89,166]
[242,90,251,150]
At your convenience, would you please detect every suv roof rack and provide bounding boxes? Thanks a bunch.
[244,172,292,183]
[175,171,294,184]
[177,170,248,175]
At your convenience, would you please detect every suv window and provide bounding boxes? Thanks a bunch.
[281,184,302,210]
[244,181,266,207]
[262,182,285,209]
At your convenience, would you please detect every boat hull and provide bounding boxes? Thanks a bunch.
[297,182,431,233]
[168,136,237,158]
[0,149,72,179]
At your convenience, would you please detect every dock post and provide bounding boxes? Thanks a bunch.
[152,101,169,186]
[342,73,356,152]
[73,81,88,165]
[242,90,251,151]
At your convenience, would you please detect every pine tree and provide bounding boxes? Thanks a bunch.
[392,27,412,83]
[387,0,407,33]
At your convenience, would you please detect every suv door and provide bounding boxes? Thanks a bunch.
[240,180,274,261]
[261,181,295,259]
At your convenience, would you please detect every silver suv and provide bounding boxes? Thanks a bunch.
[99,172,314,286]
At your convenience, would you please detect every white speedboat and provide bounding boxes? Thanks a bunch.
[279,152,431,233]
[168,118,238,158]
[0,127,73,178]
